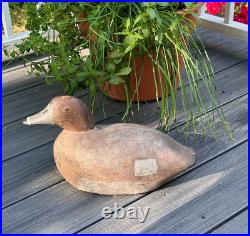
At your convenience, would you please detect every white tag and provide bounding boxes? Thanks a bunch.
[134,159,158,176]
[80,48,90,61]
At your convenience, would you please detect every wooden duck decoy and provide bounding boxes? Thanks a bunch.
[23,96,196,195]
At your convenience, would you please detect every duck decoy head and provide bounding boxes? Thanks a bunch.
[23,96,95,131]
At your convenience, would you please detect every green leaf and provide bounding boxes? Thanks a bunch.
[170,20,179,32]
[10,51,16,58]
[157,2,169,7]
[106,63,116,72]
[146,8,157,19]
[113,58,122,64]
[142,28,149,37]
[109,76,125,85]
[70,79,78,93]
[124,44,135,55]
[109,49,123,59]
[133,13,147,26]
[184,2,195,8]
[89,80,96,98]
[76,71,88,81]
[125,18,131,29]
[116,67,131,76]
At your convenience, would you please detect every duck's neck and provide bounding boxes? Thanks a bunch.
[56,112,95,132]
[63,119,95,132]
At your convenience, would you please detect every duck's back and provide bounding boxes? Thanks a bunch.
[54,123,195,195]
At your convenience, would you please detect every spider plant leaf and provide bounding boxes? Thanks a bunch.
[125,18,131,29]
[124,43,136,54]
[146,8,157,19]
[133,13,147,26]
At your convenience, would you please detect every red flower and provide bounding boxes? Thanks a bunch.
[234,12,247,24]
[206,2,221,15]
[220,2,226,13]
[241,4,248,17]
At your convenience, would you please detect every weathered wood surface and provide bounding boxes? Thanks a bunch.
[2,28,248,234]
[211,209,248,234]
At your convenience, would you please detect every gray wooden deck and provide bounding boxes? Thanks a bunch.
[2,28,248,234]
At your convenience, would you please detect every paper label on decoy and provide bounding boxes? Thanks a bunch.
[134,159,158,176]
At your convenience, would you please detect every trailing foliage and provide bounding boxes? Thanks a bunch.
[5,2,232,139]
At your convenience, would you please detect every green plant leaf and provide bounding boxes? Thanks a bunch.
[157,2,169,7]
[116,67,131,76]
[125,18,131,29]
[133,13,147,26]
[106,63,116,72]
[76,71,88,81]
[146,8,157,19]
[109,49,123,59]
[124,44,135,54]
[170,19,179,32]
[113,58,122,64]
[109,75,125,85]
[70,79,78,93]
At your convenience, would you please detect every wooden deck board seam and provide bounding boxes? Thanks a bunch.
[2,179,65,209]
[205,205,248,234]
[2,81,45,98]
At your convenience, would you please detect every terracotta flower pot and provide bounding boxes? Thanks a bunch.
[78,13,96,42]
[101,54,184,102]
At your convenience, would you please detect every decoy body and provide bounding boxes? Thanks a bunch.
[23,96,196,195]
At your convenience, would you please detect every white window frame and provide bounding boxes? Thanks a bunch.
[198,2,248,41]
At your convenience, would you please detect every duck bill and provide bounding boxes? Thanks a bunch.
[23,104,54,125]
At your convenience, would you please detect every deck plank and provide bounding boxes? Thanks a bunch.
[2,95,248,234]
[210,209,248,234]
[81,141,247,234]
[2,61,248,207]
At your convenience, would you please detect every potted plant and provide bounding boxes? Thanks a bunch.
[5,2,231,138]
